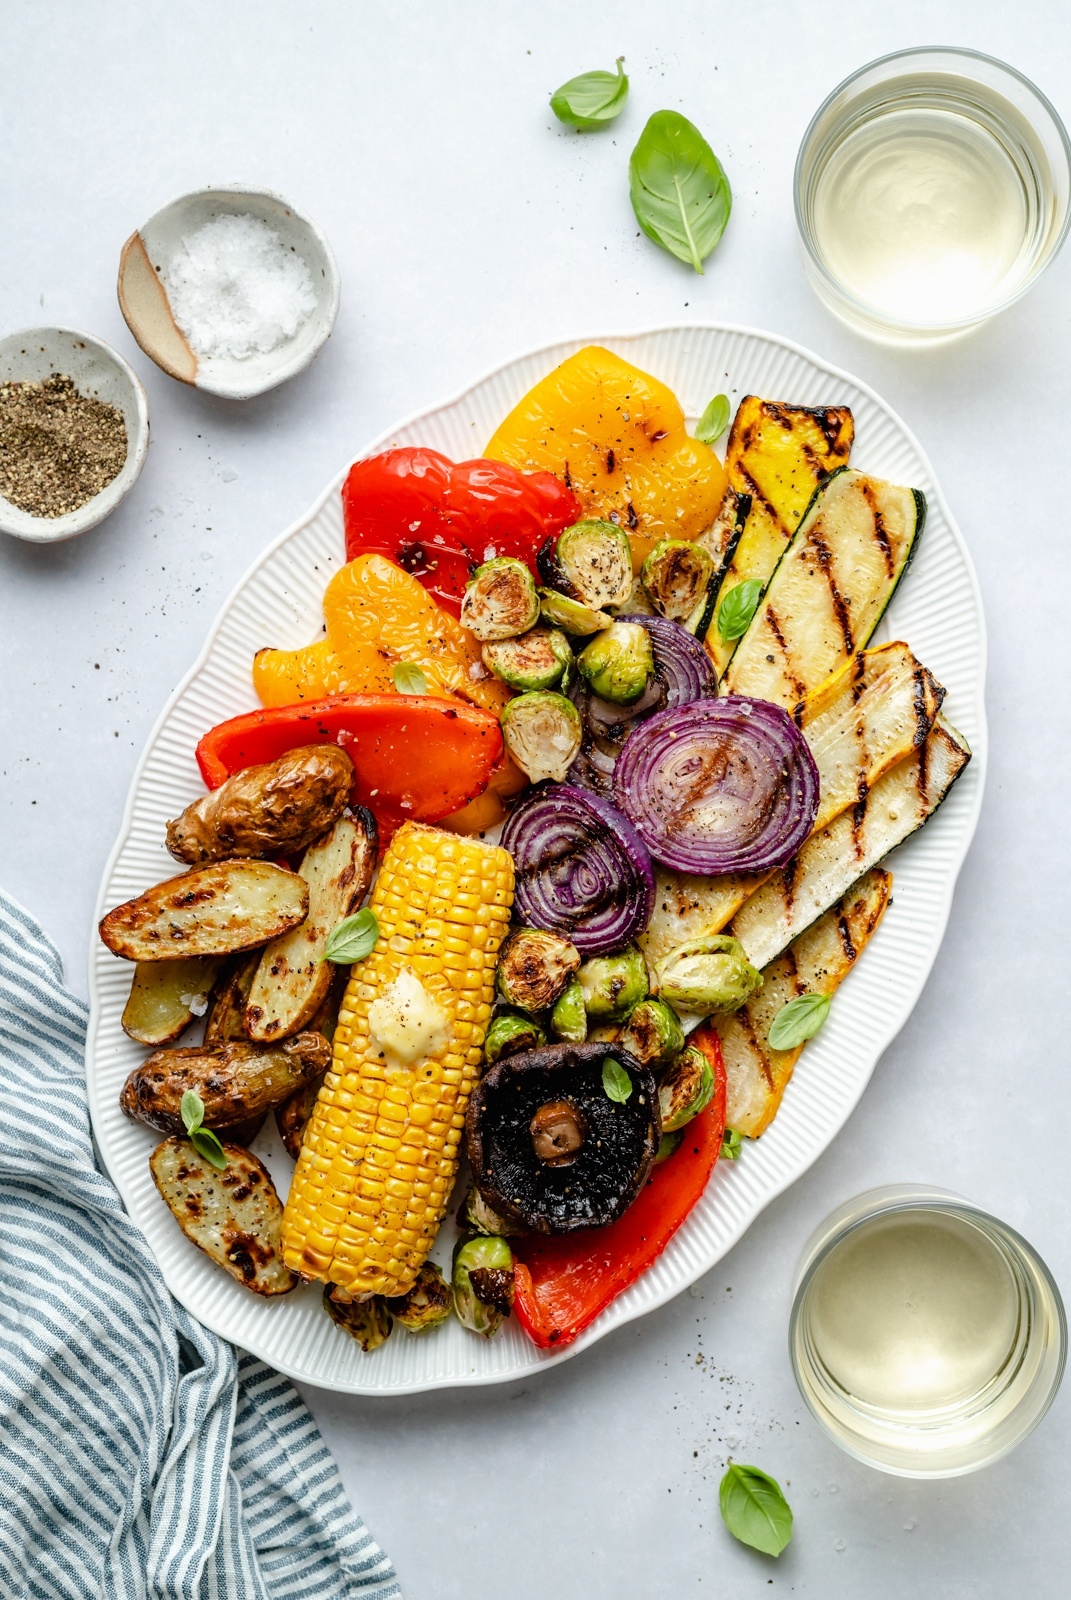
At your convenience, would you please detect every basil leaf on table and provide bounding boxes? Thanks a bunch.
[696,393,731,445]
[551,57,628,130]
[323,908,379,965]
[719,1462,793,1557]
[601,1058,633,1104]
[768,992,831,1051]
[717,579,763,641]
[393,662,428,696]
[629,111,732,273]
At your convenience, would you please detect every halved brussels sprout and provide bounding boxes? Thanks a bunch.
[497,927,581,1012]
[538,587,614,636]
[641,539,715,622]
[549,975,587,1043]
[658,1042,716,1131]
[385,1262,452,1333]
[453,1235,515,1337]
[577,621,654,706]
[458,1183,523,1237]
[556,520,634,611]
[323,1284,392,1351]
[482,627,573,691]
[461,557,540,641]
[577,943,649,1021]
[655,934,762,1016]
[619,997,685,1067]
[484,1010,546,1065]
[501,690,582,783]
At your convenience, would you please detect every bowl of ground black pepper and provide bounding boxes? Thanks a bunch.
[0,327,149,542]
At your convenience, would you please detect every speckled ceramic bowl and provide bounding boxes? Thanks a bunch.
[117,185,340,400]
[0,326,150,543]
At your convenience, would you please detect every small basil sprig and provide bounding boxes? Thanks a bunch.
[551,57,628,130]
[717,579,763,641]
[393,662,428,696]
[322,908,379,965]
[696,393,731,445]
[769,992,831,1051]
[719,1462,793,1557]
[602,1058,632,1104]
[180,1090,227,1171]
[629,111,732,273]
[720,1127,742,1161]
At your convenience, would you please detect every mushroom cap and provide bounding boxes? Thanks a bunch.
[466,1041,660,1233]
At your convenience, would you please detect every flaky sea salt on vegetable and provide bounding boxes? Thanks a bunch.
[163,213,317,360]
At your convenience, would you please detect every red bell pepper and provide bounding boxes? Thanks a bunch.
[195,694,503,843]
[512,1030,727,1349]
[342,448,581,617]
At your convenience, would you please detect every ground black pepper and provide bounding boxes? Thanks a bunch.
[0,373,127,517]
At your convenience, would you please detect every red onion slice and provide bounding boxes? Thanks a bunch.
[502,784,655,955]
[612,696,820,875]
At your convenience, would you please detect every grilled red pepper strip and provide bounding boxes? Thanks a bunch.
[512,1031,727,1349]
[342,448,581,617]
[195,694,503,842]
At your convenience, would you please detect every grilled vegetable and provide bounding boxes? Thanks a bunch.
[658,1043,716,1131]
[458,1183,523,1237]
[500,690,583,783]
[722,468,924,706]
[577,943,649,1021]
[204,951,261,1045]
[538,587,613,635]
[282,822,514,1298]
[654,1130,684,1164]
[731,721,970,969]
[484,1011,546,1064]
[642,540,714,622]
[482,627,573,690]
[165,744,354,865]
[549,976,587,1043]
[639,869,762,970]
[275,1071,327,1161]
[461,557,540,641]
[385,1262,453,1333]
[655,934,762,1016]
[245,808,377,1042]
[121,956,224,1046]
[710,398,854,675]
[99,861,309,962]
[688,488,750,638]
[452,1236,515,1337]
[577,621,653,705]
[121,1032,332,1135]
[496,928,581,1012]
[555,519,634,610]
[324,1285,393,1351]
[150,1138,296,1296]
[619,997,685,1066]
[711,868,891,1136]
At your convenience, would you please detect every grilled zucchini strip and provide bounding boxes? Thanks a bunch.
[722,468,925,707]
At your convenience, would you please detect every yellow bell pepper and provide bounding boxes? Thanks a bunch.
[484,346,727,569]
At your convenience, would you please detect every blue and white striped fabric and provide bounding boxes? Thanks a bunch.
[0,891,401,1600]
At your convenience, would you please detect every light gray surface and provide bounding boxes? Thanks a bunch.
[1,3,1067,1596]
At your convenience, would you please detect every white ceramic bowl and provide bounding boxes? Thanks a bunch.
[117,185,340,400]
[0,326,150,543]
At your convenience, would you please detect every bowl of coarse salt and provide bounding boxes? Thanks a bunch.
[117,185,340,400]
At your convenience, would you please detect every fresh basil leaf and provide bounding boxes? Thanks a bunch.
[180,1089,205,1135]
[629,111,732,274]
[768,992,831,1051]
[717,579,763,641]
[551,56,628,131]
[602,1057,633,1104]
[393,662,428,696]
[323,908,379,965]
[696,393,731,445]
[190,1126,228,1172]
[719,1462,793,1557]
[720,1127,742,1161]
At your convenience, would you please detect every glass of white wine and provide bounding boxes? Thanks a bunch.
[795,48,1071,342]
[790,1186,1066,1476]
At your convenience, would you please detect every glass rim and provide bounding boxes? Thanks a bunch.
[793,44,1071,335]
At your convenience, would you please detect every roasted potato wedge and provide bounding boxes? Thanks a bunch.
[120,1032,332,1135]
[204,951,261,1045]
[100,860,309,962]
[121,956,224,1046]
[245,808,377,1043]
[166,744,354,865]
[150,1138,296,1295]
[276,1070,327,1161]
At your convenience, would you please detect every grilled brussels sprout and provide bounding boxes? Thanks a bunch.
[538,587,613,636]
[461,557,540,641]
[385,1263,452,1333]
[641,539,715,622]
[501,690,582,783]
[577,621,653,706]
[556,520,634,610]
[654,1129,684,1165]
[497,927,581,1012]
[323,1285,392,1352]
[655,934,762,1016]
[452,1236,515,1337]
[658,1042,716,1131]
[549,975,587,1043]
[484,1011,546,1064]
[482,627,573,691]
[619,997,685,1067]
[577,943,649,1021]
[457,1183,523,1237]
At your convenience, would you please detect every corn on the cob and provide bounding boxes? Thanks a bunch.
[281,821,514,1297]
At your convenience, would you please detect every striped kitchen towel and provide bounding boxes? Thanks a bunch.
[0,890,400,1600]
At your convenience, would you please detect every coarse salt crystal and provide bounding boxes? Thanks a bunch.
[163,213,317,361]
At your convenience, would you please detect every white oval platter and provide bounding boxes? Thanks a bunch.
[87,324,986,1395]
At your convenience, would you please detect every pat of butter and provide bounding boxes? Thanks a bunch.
[368,969,449,1064]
